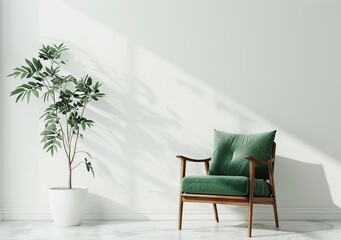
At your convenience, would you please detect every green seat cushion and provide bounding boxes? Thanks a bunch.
[182,175,271,197]
[208,130,276,179]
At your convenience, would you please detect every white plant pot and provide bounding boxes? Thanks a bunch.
[49,187,88,227]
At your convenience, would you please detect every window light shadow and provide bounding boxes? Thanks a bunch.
[38,0,341,216]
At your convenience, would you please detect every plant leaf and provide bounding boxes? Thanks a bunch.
[32,89,39,98]
[84,159,95,177]
[32,58,43,70]
[25,59,36,72]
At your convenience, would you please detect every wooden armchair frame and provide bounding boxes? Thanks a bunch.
[176,143,278,237]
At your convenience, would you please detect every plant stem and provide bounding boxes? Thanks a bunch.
[71,161,84,171]
[42,63,72,188]
[75,151,92,158]
[68,162,72,189]
[66,114,70,143]
[70,129,80,165]
[70,106,86,164]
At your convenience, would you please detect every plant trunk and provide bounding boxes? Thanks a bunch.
[68,163,72,189]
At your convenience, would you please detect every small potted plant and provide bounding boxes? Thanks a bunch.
[8,43,105,226]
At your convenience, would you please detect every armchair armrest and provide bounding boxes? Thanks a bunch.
[176,155,211,162]
[176,155,211,180]
[245,155,277,200]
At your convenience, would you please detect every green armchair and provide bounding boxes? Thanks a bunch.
[177,130,278,237]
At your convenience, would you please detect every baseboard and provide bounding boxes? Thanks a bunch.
[1,208,341,221]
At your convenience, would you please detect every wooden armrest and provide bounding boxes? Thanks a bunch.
[244,156,275,165]
[176,155,211,162]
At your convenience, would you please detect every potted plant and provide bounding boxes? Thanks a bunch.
[8,43,105,226]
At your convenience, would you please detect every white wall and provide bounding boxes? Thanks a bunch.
[0,0,3,221]
[1,0,341,220]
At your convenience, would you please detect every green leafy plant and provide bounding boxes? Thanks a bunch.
[8,43,105,189]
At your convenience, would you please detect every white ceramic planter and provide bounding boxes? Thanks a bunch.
[49,187,88,227]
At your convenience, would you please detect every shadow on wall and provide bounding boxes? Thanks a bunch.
[37,38,341,215]
[275,156,337,209]
[61,0,341,161]
[42,40,206,211]
[40,0,341,214]
[194,155,339,220]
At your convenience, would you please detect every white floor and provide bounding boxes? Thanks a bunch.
[0,220,341,240]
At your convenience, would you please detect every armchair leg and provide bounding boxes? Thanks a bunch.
[248,202,253,238]
[273,198,279,228]
[178,196,184,230]
[213,203,219,223]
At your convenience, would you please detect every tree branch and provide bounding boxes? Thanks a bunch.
[71,161,84,171]
[70,106,87,164]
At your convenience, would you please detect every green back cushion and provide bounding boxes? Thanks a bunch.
[208,130,276,179]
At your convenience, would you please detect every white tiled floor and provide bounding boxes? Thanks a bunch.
[0,220,341,240]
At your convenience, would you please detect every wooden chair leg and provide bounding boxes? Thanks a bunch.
[213,203,219,223]
[178,159,186,230]
[178,196,184,230]
[273,198,279,228]
[248,202,253,237]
